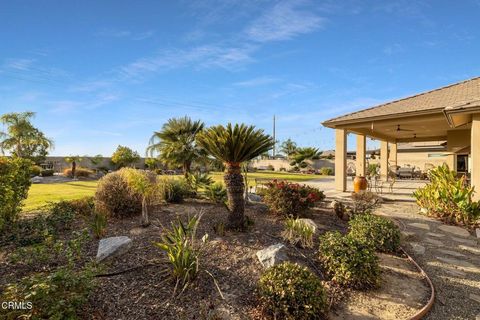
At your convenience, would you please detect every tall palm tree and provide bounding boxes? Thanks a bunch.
[147,117,205,177]
[197,123,274,229]
[279,138,298,159]
[0,111,53,161]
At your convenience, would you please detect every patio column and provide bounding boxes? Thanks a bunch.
[380,140,388,180]
[390,143,397,167]
[335,128,347,191]
[472,114,480,201]
[356,134,366,177]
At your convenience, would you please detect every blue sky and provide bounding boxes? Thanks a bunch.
[1,0,479,156]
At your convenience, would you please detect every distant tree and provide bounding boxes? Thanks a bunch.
[0,111,53,164]
[146,116,205,177]
[88,154,103,167]
[144,157,161,170]
[197,123,274,229]
[290,147,322,169]
[279,139,298,158]
[65,155,82,178]
[111,146,140,169]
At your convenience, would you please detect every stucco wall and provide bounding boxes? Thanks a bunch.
[43,156,146,172]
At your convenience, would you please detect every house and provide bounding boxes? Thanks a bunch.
[322,77,480,199]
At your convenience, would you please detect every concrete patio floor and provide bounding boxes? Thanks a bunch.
[304,177,427,202]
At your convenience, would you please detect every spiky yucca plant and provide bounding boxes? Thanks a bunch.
[197,123,274,229]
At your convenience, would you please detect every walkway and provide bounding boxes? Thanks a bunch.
[376,202,480,320]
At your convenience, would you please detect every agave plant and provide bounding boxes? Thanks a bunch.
[197,123,274,229]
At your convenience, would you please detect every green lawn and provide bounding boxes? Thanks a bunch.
[23,181,98,212]
[22,171,320,212]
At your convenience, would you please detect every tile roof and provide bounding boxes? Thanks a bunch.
[323,77,480,126]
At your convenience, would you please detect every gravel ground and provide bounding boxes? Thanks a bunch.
[376,202,480,320]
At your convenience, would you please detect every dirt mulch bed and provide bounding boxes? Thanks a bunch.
[0,200,432,319]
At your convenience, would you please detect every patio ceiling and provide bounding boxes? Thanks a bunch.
[331,111,470,143]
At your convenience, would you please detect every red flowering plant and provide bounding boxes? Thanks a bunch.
[262,180,325,217]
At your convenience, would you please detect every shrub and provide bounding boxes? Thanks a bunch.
[0,157,32,230]
[348,214,401,253]
[367,163,379,176]
[282,218,315,248]
[120,168,166,227]
[351,191,380,215]
[94,169,142,218]
[31,164,42,176]
[318,231,380,289]
[154,213,208,294]
[413,164,480,226]
[205,182,227,204]
[186,172,213,193]
[44,201,78,234]
[319,167,333,175]
[267,164,275,171]
[1,263,97,319]
[63,167,94,178]
[165,178,191,203]
[40,168,54,177]
[263,180,325,217]
[258,262,327,320]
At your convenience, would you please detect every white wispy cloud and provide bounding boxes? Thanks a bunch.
[233,76,280,87]
[116,44,255,81]
[245,0,324,42]
[3,58,36,70]
[96,29,155,40]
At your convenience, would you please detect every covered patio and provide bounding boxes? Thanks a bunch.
[322,77,480,200]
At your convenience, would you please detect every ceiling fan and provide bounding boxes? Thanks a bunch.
[396,124,414,132]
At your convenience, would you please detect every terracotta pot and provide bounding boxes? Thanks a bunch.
[353,176,368,193]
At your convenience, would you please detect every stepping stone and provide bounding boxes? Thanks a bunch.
[408,222,430,230]
[443,268,466,277]
[425,238,444,246]
[451,237,477,245]
[256,243,288,268]
[437,225,470,238]
[401,231,416,240]
[437,249,466,258]
[470,293,480,304]
[476,228,480,239]
[409,243,425,255]
[96,236,132,262]
[427,232,445,238]
[436,256,477,270]
[459,245,480,255]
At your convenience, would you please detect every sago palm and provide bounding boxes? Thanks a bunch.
[197,123,274,229]
[147,117,205,177]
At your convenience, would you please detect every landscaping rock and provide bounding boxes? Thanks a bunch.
[96,236,132,262]
[451,237,477,245]
[408,222,430,230]
[437,224,470,238]
[458,244,480,255]
[256,243,288,268]
[476,228,480,239]
[470,293,480,304]
[30,176,43,183]
[409,243,425,255]
[297,218,317,233]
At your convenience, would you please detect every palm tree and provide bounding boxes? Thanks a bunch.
[197,123,274,229]
[147,117,205,177]
[0,111,53,161]
[279,138,298,158]
[290,147,322,169]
